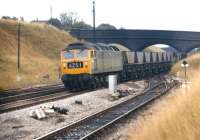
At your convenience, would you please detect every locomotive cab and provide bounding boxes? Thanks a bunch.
[60,42,97,89]
[61,49,93,75]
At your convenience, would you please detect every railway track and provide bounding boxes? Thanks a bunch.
[0,84,102,113]
[0,75,162,113]
[0,84,65,105]
[0,91,82,113]
[0,76,149,113]
[0,84,75,113]
[35,78,178,140]
[0,83,63,98]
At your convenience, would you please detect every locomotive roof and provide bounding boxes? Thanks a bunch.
[109,43,130,51]
[64,42,120,51]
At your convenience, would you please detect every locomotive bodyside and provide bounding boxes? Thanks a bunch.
[91,51,123,74]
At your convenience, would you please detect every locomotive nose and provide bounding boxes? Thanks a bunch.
[61,60,91,75]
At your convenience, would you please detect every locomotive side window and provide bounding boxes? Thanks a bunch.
[90,51,96,58]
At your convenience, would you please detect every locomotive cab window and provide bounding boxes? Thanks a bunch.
[76,50,88,58]
[63,51,74,59]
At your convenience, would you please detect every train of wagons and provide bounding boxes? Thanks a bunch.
[60,42,180,90]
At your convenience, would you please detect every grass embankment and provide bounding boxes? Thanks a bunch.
[129,53,200,140]
[0,19,76,89]
[170,54,200,79]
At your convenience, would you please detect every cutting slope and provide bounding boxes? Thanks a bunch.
[0,19,76,89]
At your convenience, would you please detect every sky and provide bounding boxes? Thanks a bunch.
[1,0,200,31]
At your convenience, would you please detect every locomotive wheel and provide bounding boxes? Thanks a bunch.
[104,76,108,88]
[75,78,83,91]
[63,82,69,90]
[93,78,97,89]
[77,77,84,90]
[68,80,74,91]
[79,80,85,90]
[72,78,81,91]
[96,76,102,87]
[89,78,96,89]
[85,79,90,90]
[71,80,77,91]
[100,76,105,87]
[88,81,92,89]
[95,77,101,88]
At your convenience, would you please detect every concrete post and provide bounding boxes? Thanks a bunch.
[109,75,117,94]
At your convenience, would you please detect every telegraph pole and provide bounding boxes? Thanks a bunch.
[92,0,96,42]
[50,6,52,19]
[50,6,53,24]
[17,22,21,72]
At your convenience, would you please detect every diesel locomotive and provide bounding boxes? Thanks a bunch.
[60,42,179,90]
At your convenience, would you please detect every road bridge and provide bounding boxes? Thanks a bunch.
[70,29,200,53]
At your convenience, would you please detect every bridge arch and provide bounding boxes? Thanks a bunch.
[143,44,179,53]
[187,47,200,56]
[187,44,200,52]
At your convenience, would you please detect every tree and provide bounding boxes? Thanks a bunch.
[48,18,62,29]
[1,16,18,20]
[2,16,10,19]
[60,12,79,30]
[119,27,126,30]
[97,23,117,30]
[72,21,92,29]
[20,17,24,21]
[12,17,18,21]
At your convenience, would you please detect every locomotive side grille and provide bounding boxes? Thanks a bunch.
[67,62,83,69]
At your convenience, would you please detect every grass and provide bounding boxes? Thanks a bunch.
[170,54,200,79]
[0,19,76,89]
[128,53,200,140]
